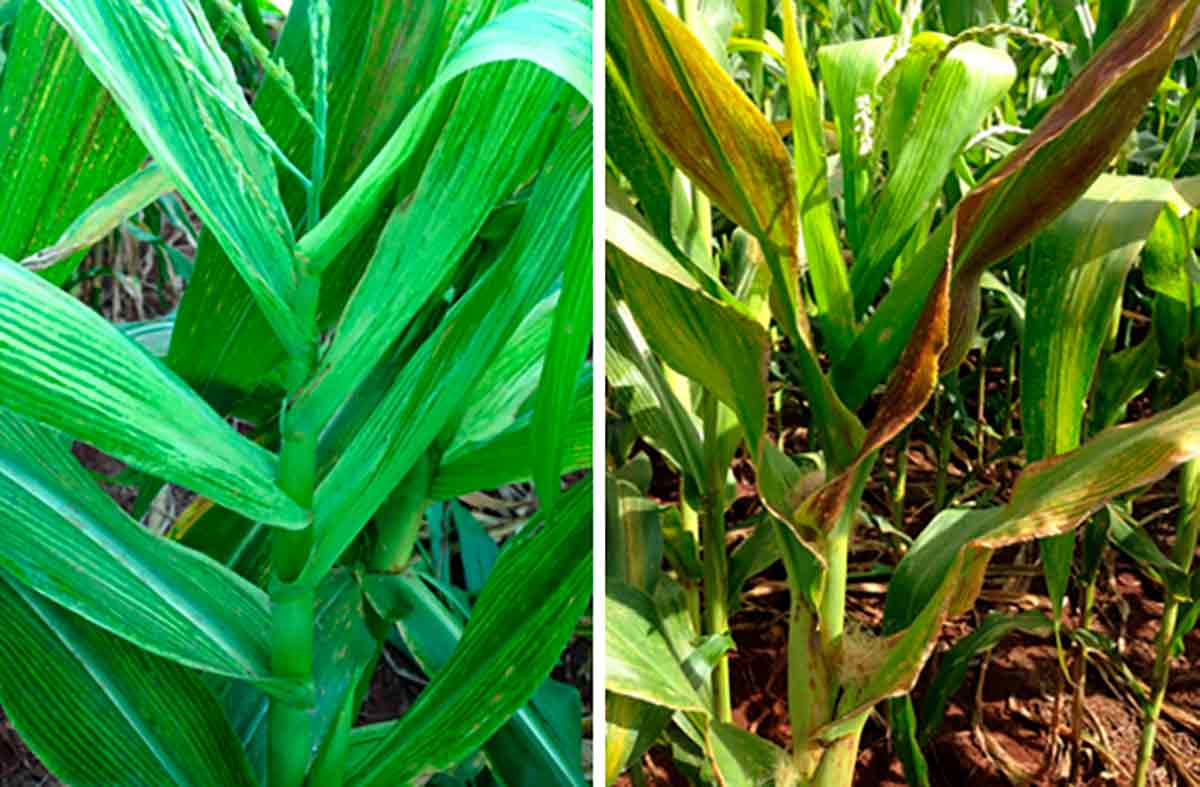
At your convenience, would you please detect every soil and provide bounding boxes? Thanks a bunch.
[624,528,1200,786]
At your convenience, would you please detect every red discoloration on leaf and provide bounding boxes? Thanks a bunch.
[943,0,1200,367]
[612,0,810,346]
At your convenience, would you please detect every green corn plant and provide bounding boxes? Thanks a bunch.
[0,2,593,786]
[605,0,1200,783]
[1009,169,1200,784]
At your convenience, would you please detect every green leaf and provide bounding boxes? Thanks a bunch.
[1089,337,1159,432]
[0,410,303,700]
[346,477,592,786]
[917,610,1052,741]
[850,35,1016,310]
[303,123,590,584]
[706,720,785,787]
[1024,175,1180,463]
[817,34,889,252]
[294,0,594,275]
[727,514,783,610]
[533,212,593,517]
[607,473,666,592]
[365,571,586,787]
[607,207,770,461]
[296,53,584,430]
[1021,174,1182,622]
[606,581,708,714]
[887,697,930,787]
[441,0,592,101]
[780,0,855,358]
[0,257,306,527]
[1106,504,1192,598]
[606,290,706,482]
[42,0,307,356]
[452,503,499,594]
[605,58,675,244]
[940,0,1002,33]
[20,163,171,272]
[208,568,378,783]
[168,0,459,404]
[1141,200,1198,302]
[451,292,560,447]
[0,2,146,286]
[606,694,671,785]
[119,313,177,360]
[1049,0,1095,56]
[430,371,592,501]
[173,499,271,587]
[0,572,256,786]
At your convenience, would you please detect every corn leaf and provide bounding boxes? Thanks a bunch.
[780,0,855,358]
[432,372,592,501]
[818,35,890,252]
[606,57,676,244]
[432,291,595,501]
[608,0,806,346]
[0,3,146,286]
[444,0,591,100]
[207,569,379,783]
[1090,337,1160,431]
[917,611,1053,742]
[168,0,463,404]
[607,206,771,462]
[1022,174,1184,621]
[607,469,666,592]
[296,9,592,429]
[0,410,306,700]
[606,0,868,471]
[849,36,1016,310]
[0,257,306,527]
[532,214,593,517]
[303,123,590,584]
[42,0,306,357]
[453,293,561,446]
[832,0,1200,407]
[345,477,592,786]
[1106,504,1192,598]
[605,471,672,784]
[21,164,172,272]
[606,292,706,482]
[707,721,786,787]
[781,252,948,547]
[364,572,587,787]
[880,392,1200,719]
[606,581,709,714]
[297,59,566,431]
[294,0,593,275]
[606,694,671,786]
[0,574,256,787]
[119,313,177,360]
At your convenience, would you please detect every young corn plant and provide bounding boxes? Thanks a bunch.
[1011,169,1200,784]
[0,2,593,786]
[605,0,1200,784]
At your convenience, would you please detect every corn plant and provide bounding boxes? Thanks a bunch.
[1008,164,1200,784]
[0,2,593,786]
[604,0,1200,784]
